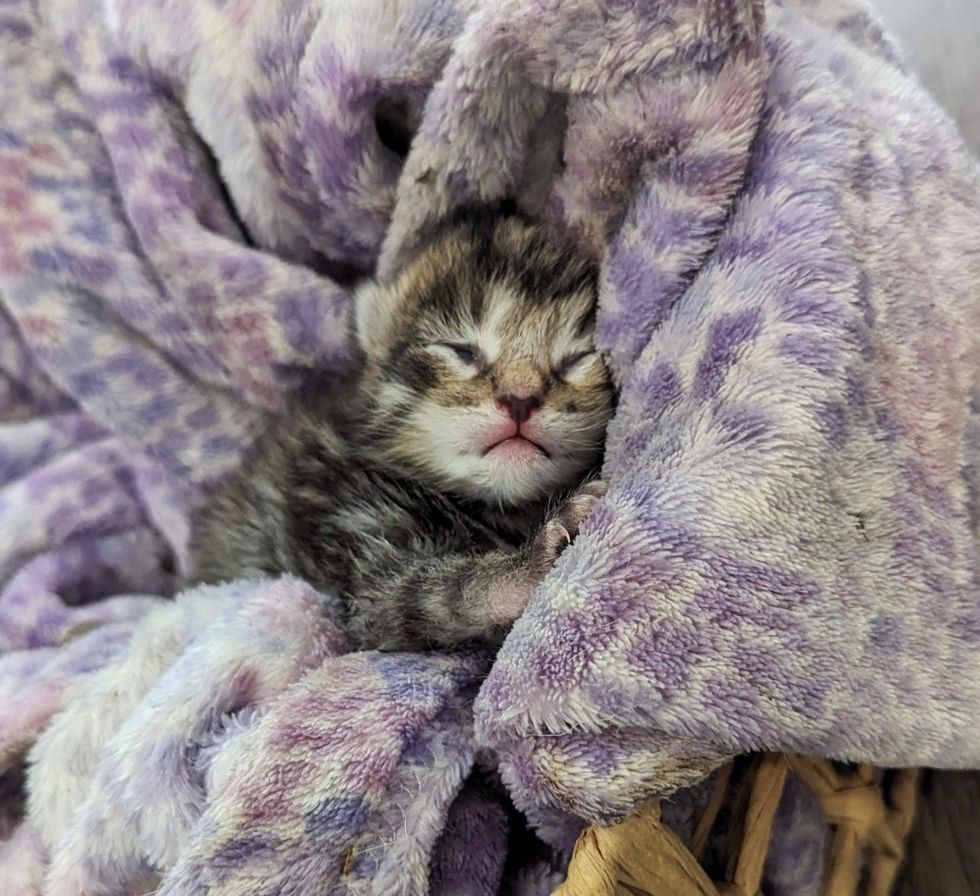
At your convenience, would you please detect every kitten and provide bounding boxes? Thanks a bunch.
[192,212,615,651]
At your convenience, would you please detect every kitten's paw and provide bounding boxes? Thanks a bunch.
[528,482,606,576]
[488,576,538,626]
[554,479,607,540]
[487,522,570,626]
[529,518,574,577]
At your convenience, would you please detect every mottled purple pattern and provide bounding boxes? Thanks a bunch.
[2,0,979,892]
[476,0,980,843]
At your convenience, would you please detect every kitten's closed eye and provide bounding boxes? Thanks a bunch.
[443,343,479,365]
[554,350,597,381]
[424,342,483,371]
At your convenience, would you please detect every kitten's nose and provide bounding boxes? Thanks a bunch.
[498,392,542,424]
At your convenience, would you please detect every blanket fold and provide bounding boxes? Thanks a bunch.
[2,0,979,892]
[480,0,980,825]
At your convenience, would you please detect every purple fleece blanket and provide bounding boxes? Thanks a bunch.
[1,0,979,892]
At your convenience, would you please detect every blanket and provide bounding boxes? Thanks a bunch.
[2,0,980,892]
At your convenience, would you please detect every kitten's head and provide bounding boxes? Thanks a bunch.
[355,212,613,506]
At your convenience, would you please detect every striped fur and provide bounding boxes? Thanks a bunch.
[192,214,614,650]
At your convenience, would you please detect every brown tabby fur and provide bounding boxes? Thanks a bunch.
[192,211,614,650]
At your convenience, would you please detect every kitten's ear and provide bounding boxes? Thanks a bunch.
[354,279,400,358]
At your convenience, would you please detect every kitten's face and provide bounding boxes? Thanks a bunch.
[357,215,614,505]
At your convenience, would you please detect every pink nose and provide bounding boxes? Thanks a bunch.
[498,393,542,424]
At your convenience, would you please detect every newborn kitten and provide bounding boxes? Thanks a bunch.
[192,212,614,650]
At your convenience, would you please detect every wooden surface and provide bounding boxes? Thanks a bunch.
[553,756,919,896]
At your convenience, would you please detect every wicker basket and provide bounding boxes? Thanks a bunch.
[555,755,919,896]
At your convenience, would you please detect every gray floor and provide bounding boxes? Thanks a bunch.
[872,0,980,154]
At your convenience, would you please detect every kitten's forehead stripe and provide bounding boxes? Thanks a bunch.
[401,215,597,324]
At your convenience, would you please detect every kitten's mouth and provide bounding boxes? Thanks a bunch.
[481,435,551,460]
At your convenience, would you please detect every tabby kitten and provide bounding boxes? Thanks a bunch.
[192,212,614,651]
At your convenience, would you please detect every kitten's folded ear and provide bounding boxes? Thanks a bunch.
[354,278,400,358]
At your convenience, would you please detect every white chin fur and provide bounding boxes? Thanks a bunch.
[400,403,598,505]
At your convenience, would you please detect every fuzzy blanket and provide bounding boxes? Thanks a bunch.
[2,0,980,893]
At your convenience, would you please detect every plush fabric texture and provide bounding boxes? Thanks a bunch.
[1,0,979,893]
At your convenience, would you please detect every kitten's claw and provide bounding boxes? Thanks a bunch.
[489,483,607,627]
[529,480,607,576]
[529,519,573,576]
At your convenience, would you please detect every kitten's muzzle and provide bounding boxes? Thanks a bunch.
[497,392,542,424]
[480,415,552,458]
[481,434,550,460]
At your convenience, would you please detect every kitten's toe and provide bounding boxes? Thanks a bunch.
[578,479,608,499]
[529,519,572,575]
[556,485,605,538]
